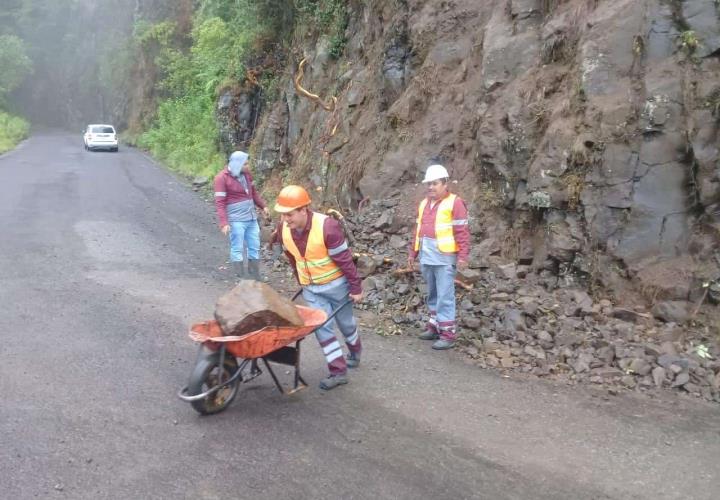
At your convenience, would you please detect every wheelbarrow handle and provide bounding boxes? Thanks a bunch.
[292,288,353,328]
[321,298,354,327]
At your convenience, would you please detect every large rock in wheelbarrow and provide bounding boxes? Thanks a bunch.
[214,280,304,336]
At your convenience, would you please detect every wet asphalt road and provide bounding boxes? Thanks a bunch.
[1,131,719,499]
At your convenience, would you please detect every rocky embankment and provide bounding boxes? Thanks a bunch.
[245,0,720,318]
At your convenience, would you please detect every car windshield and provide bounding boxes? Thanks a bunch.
[91,126,114,134]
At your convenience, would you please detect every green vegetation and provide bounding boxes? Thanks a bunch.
[678,30,700,61]
[0,111,30,154]
[136,0,298,176]
[679,30,699,51]
[297,0,349,59]
[0,34,32,152]
[0,34,32,105]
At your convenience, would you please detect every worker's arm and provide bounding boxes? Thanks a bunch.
[452,197,470,267]
[324,218,362,297]
[213,171,229,231]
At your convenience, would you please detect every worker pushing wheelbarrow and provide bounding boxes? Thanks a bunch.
[179,184,364,414]
[178,291,352,415]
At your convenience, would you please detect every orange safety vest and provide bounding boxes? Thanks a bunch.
[414,193,458,253]
[282,212,343,285]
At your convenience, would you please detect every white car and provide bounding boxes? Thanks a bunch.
[84,124,119,152]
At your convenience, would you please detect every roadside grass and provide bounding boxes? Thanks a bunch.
[0,111,30,154]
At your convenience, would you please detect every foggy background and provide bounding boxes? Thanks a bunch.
[1,0,189,129]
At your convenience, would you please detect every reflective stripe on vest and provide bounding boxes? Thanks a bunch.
[414,193,458,253]
[282,212,343,285]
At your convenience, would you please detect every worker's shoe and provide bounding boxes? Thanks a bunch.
[432,339,456,350]
[346,352,360,368]
[232,261,245,280]
[247,259,261,281]
[319,373,348,390]
[419,330,439,340]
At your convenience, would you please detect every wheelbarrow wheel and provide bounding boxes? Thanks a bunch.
[187,355,240,415]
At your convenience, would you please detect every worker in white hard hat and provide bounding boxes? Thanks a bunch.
[408,164,470,350]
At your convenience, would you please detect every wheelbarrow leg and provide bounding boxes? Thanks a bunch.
[250,359,261,376]
[241,358,262,384]
[260,340,308,395]
[294,339,308,389]
[283,340,307,395]
[261,357,286,394]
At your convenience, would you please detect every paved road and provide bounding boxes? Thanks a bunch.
[1,131,718,499]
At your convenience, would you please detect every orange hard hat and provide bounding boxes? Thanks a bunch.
[274,185,312,213]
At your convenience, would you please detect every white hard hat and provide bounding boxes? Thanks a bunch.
[422,164,449,183]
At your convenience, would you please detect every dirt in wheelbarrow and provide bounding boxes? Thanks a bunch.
[214,279,303,336]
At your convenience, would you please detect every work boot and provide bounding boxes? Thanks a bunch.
[432,339,456,350]
[319,373,348,390]
[346,352,360,368]
[419,330,439,340]
[247,259,261,281]
[232,261,245,280]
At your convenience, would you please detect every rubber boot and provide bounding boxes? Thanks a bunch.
[345,352,360,368]
[419,330,440,340]
[432,339,456,350]
[232,261,245,281]
[247,259,261,281]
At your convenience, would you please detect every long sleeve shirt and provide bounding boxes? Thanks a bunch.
[213,167,266,227]
[409,193,470,264]
[272,215,362,295]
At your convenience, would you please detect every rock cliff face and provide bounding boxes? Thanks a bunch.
[225,0,720,312]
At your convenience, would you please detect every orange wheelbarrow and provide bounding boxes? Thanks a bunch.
[178,291,351,415]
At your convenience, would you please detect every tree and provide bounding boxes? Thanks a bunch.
[0,34,32,103]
